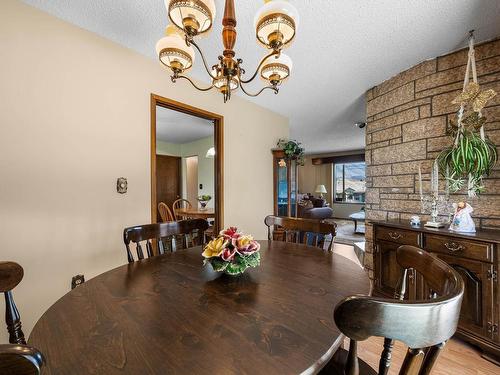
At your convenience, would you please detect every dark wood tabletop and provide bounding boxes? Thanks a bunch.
[29,241,370,374]
[176,208,215,219]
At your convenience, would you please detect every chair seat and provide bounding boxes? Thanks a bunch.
[319,348,377,375]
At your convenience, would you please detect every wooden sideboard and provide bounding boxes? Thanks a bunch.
[371,221,500,364]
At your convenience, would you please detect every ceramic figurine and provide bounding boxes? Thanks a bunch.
[449,202,476,233]
[410,215,421,227]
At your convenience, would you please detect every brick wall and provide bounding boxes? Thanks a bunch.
[364,38,500,278]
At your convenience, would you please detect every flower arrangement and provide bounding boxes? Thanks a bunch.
[202,227,261,276]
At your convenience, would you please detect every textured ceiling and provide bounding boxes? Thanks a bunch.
[156,106,213,144]
[22,0,500,153]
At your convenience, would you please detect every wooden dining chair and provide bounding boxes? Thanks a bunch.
[322,245,464,375]
[158,202,175,222]
[264,215,337,251]
[123,219,209,263]
[172,198,192,220]
[0,344,45,375]
[0,261,26,345]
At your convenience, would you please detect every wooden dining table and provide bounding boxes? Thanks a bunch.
[176,207,215,219]
[29,241,370,374]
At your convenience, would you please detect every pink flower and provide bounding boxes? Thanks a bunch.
[220,227,241,239]
[235,236,260,255]
[221,247,237,261]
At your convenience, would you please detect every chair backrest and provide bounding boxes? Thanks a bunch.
[158,202,175,222]
[172,199,193,220]
[334,245,464,375]
[0,262,26,345]
[123,219,209,263]
[0,344,44,375]
[264,215,336,251]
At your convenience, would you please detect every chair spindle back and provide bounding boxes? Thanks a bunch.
[264,215,336,251]
[123,219,209,263]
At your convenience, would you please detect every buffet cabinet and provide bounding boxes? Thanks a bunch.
[372,221,500,364]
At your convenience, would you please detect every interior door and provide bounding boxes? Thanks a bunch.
[156,155,181,221]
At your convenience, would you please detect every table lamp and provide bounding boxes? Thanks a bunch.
[315,184,327,198]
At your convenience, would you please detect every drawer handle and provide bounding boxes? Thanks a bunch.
[444,242,464,252]
[388,232,402,240]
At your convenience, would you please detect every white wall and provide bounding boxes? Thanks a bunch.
[0,0,288,342]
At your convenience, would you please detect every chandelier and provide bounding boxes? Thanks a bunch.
[156,0,299,102]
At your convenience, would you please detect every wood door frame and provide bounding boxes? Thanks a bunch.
[151,94,224,233]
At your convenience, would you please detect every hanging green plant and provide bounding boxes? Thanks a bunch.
[277,139,305,166]
[436,33,497,198]
[437,126,497,196]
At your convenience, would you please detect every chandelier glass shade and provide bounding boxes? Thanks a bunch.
[254,0,299,49]
[157,0,298,102]
[260,52,292,85]
[156,25,195,73]
[167,0,216,36]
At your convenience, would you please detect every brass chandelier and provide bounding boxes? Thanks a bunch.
[156,0,299,102]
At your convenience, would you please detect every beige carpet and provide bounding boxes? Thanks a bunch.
[326,219,365,245]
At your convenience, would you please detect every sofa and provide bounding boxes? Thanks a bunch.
[297,194,333,220]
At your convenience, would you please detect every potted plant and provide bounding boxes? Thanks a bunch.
[437,83,497,197]
[277,139,305,166]
[197,194,212,210]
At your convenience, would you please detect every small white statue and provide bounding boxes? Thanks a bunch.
[410,215,421,227]
[449,202,476,233]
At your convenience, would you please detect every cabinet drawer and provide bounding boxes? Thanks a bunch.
[424,234,492,263]
[375,226,420,246]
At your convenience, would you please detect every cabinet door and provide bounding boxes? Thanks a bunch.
[375,240,417,300]
[276,159,288,216]
[429,253,494,340]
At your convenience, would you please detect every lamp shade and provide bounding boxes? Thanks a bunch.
[260,52,292,84]
[254,0,299,49]
[166,0,216,36]
[156,25,195,73]
[315,185,327,194]
[206,147,215,158]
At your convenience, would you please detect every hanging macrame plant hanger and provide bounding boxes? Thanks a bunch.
[455,31,485,142]
[438,30,498,198]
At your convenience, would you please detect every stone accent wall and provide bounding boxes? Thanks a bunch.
[364,38,500,278]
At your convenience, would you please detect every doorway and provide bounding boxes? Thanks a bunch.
[150,94,223,232]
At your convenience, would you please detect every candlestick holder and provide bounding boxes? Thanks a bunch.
[420,194,452,228]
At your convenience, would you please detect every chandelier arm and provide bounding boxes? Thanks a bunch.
[239,50,280,84]
[172,75,215,92]
[187,38,218,80]
[239,82,279,97]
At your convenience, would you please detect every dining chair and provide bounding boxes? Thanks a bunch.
[322,245,464,375]
[158,202,175,222]
[0,344,45,375]
[0,261,26,345]
[123,219,209,263]
[172,198,193,220]
[264,215,337,251]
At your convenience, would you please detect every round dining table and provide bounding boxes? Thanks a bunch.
[29,241,370,374]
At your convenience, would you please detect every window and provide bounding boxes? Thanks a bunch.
[334,162,366,203]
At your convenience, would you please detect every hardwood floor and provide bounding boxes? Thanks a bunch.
[332,242,500,375]
[349,337,499,375]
